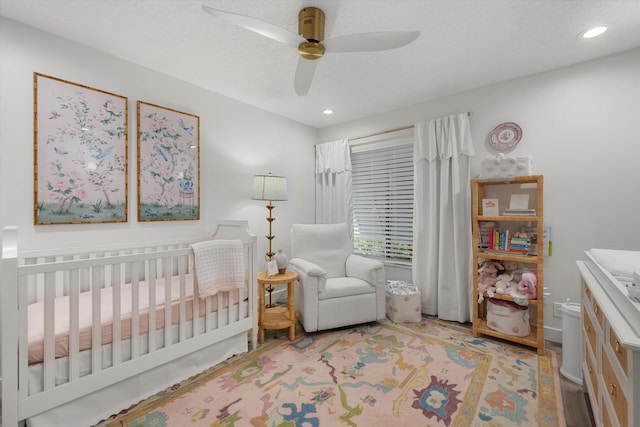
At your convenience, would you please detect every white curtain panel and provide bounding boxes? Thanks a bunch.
[315,139,353,231]
[412,113,475,322]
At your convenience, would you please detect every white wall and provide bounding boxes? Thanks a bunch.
[3,17,639,340]
[320,48,640,339]
[0,18,317,260]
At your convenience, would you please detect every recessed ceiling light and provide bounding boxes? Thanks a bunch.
[582,26,607,39]
[322,109,334,115]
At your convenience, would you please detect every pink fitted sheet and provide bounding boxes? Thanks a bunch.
[27,274,242,364]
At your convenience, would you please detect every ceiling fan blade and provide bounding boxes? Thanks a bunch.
[294,58,317,96]
[202,5,305,48]
[324,31,420,53]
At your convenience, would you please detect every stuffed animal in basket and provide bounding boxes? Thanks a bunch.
[477,260,504,303]
[517,271,537,299]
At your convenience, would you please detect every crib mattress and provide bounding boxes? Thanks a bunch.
[27,273,244,364]
[584,249,640,335]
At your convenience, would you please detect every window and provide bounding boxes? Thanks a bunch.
[350,128,414,266]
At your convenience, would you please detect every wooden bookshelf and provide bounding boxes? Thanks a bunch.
[472,175,545,355]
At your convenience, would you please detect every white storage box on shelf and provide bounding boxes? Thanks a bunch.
[385,280,421,323]
[480,154,532,181]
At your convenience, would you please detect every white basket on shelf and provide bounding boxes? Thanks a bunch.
[480,154,532,180]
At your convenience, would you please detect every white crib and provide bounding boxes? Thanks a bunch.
[1,220,258,426]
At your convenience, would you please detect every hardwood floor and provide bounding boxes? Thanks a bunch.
[545,340,596,427]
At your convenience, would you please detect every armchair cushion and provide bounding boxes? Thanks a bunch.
[290,223,352,278]
[320,277,376,300]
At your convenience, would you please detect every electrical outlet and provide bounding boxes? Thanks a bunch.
[553,302,563,318]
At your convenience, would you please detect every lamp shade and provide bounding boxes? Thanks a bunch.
[252,174,288,201]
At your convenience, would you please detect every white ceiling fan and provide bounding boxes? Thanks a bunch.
[202,5,420,96]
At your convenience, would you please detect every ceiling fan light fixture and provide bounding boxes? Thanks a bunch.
[298,41,325,60]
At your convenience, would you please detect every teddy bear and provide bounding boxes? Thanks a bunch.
[477,259,504,303]
[517,271,537,299]
[494,271,515,295]
[502,260,523,284]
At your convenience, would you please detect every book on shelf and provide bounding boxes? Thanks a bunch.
[503,208,536,216]
[478,222,498,248]
[482,198,499,216]
[483,227,531,255]
[509,194,530,210]
[482,249,530,257]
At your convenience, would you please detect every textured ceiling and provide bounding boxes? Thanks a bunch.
[2,0,639,128]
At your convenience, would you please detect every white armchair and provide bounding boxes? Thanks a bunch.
[289,223,386,332]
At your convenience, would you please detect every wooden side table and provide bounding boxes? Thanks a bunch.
[257,270,298,344]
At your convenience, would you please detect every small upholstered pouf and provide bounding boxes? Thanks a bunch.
[385,280,421,323]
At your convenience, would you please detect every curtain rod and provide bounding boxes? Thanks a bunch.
[348,112,472,142]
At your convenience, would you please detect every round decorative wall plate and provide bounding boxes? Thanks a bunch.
[489,122,522,151]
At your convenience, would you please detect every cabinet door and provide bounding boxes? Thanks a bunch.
[602,349,628,427]
[608,326,629,376]
[584,323,598,399]
[583,304,597,355]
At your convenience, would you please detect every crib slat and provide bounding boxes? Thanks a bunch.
[164,258,171,347]
[239,286,246,321]
[148,260,157,353]
[193,271,200,337]
[112,263,122,366]
[43,270,56,390]
[91,266,103,374]
[60,256,71,297]
[69,269,80,381]
[131,262,140,359]
[23,257,37,304]
[223,292,228,326]
[179,257,186,342]
[80,254,90,293]
[18,274,29,402]
[205,297,212,332]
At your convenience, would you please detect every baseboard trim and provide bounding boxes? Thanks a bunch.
[544,325,562,344]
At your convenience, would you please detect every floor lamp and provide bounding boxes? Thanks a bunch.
[252,173,288,305]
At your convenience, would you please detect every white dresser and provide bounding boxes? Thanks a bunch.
[577,259,640,427]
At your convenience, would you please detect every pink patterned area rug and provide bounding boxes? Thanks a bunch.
[101,318,565,427]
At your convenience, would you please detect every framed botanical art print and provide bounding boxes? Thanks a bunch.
[34,73,128,224]
[137,101,200,221]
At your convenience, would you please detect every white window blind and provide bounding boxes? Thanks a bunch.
[350,129,413,265]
